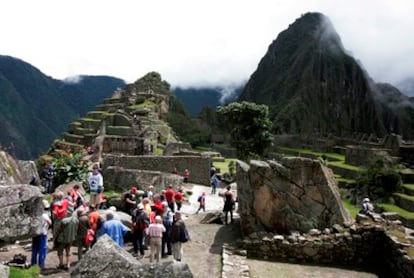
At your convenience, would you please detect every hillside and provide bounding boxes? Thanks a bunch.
[239,12,414,139]
[172,86,242,116]
[0,55,125,159]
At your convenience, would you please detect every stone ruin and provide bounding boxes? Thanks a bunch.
[235,156,414,277]
[0,185,43,243]
[71,234,194,278]
[236,157,351,236]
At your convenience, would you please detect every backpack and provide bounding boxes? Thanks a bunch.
[84,228,95,247]
[197,195,202,202]
[134,214,148,231]
[180,226,190,243]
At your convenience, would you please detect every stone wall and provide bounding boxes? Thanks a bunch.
[345,145,392,166]
[102,166,183,192]
[237,158,351,236]
[241,223,414,278]
[102,137,144,155]
[103,154,211,185]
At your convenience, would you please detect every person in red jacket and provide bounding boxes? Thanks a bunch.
[183,169,190,183]
[174,188,184,211]
[165,185,175,212]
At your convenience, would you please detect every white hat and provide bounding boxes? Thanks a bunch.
[109,206,117,212]
[137,203,144,210]
[42,200,50,209]
[155,215,162,222]
[363,198,370,203]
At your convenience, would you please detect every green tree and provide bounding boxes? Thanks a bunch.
[217,101,272,160]
[356,157,402,201]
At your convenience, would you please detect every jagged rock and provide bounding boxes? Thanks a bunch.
[237,157,352,235]
[71,234,193,278]
[0,151,38,185]
[98,209,133,230]
[0,185,43,242]
[0,264,9,278]
[54,181,86,196]
[200,211,224,224]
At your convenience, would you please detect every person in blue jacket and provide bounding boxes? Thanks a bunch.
[100,212,130,247]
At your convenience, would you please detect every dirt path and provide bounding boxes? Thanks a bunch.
[0,183,378,277]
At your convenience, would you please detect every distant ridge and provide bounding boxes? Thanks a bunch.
[0,55,125,159]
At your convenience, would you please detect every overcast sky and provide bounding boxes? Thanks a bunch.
[1,0,413,88]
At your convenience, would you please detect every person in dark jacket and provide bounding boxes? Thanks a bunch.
[171,211,188,262]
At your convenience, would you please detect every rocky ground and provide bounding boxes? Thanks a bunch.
[0,183,378,278]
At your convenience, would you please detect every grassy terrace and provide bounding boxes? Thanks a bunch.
[278,147,345,161]
[379,203,414,219]
[394,192,414,201]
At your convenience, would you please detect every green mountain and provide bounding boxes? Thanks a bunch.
[239,12,414,139]
[172,86,242,116]
[0,55,125,159]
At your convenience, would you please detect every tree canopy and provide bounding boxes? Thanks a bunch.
[217,101,272,160]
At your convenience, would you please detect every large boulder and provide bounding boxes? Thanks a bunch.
[0,151,38,185]
[0,185,43,242]
[237,157,352,236]
[71,234,193,278]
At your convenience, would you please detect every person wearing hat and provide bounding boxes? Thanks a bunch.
[361,197,375,220]
[31,200,52,269]
[132,203,150,258]
[146,215,166,263]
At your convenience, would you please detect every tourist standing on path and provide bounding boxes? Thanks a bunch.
[75,208,90,261]
[171,211,187,262]
[165,185,175,212]
[161,202,173,258]
[55,208,78,271]
[174,188,184,211]
[132,204,150,258]
[196,192,206,214]
[101,212,129,248]
[210,173,219,195]
[88,164,103,207]
[31,200,51,269]
[223,185,235,225]
[147,215,166,263]
[183,169,190,183]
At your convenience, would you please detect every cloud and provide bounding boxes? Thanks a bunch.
[1,0,413,88]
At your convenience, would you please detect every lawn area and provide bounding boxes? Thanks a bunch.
[342,199,360,219]
[213,158,236,174]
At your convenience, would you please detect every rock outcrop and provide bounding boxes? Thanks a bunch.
[237,157,352,235]
[0,185,43,242]
[0,151,38,185]
[71,234,193,278]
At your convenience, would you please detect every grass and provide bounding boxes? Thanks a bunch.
[336,177,357,184]
[378,203,414,219]
[328,161,363,172]
[213,158,236,174]
[402,183,414,190]
[9,265,40,278]
[393,192,414,201]
[342,199,359,219]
